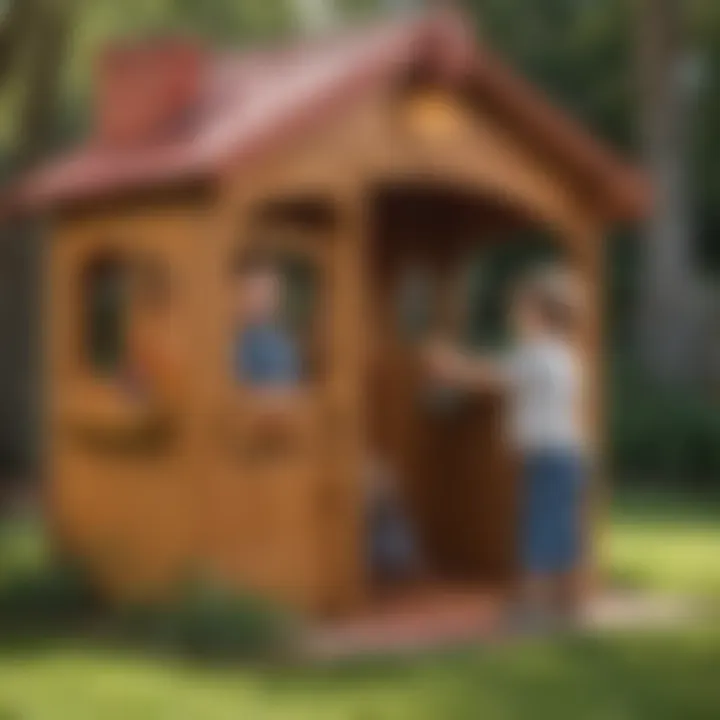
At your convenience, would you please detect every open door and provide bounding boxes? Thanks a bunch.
[367,184,519,594]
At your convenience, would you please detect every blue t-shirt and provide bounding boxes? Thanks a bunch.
[234,323,301,387]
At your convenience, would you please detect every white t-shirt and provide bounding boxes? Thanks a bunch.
[506,338,584,453]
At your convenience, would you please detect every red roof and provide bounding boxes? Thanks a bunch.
[7,9,648,221]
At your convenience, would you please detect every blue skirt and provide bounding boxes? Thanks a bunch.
[521,450,585,574]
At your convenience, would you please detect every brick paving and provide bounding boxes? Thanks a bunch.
[307,585,504,659]
[305,585,703,661]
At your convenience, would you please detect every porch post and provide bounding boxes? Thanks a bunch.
[569,219,606,603]
[325,181,369,613]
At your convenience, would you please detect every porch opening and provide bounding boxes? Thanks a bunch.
[363,181,565,605]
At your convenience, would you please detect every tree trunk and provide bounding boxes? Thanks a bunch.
[0,0,35,83]
[635,0,699,383]
[13,0,75,170]
[0,0,75,493]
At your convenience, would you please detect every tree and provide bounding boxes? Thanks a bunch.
[0,0,78,173]
[13,0,77,170]
[0,0,78,493]
[0,0,34,83]
[635,0,702,383]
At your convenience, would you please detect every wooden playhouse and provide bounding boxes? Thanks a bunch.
[13,9,647,616]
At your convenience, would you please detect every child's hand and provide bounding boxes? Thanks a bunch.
[424,340,468,386]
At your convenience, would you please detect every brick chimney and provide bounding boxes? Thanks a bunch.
[95,40,205,148]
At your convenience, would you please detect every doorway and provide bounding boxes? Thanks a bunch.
[363,182,531,602]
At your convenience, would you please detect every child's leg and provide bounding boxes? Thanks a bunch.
[519,454,553,614]
[522,574,553,610]
[506,572,554,633]
[554,569,584,620]
[516,451,585,631]
[552,453,586,622]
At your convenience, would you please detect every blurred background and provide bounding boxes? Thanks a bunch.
[0,2,718,719]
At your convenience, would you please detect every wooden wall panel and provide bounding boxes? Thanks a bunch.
[48,201,206,601]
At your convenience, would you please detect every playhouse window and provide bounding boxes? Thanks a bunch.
[82,257,128,376]
[233,252,322,384]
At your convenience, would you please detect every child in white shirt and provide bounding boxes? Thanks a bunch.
[426,266,587,627]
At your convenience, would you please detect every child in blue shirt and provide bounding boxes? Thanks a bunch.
[234,257,301,389]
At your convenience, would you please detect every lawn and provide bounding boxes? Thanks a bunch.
[604,489,720,598]
[0,490,719,720]
[1,631,719,720]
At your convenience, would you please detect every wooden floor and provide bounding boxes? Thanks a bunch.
[308,583,505,659]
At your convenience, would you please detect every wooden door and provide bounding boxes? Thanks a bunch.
[425,254,518,585]
[207,212,356,614]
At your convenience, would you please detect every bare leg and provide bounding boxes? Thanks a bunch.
[506,573,554,633]
[523,573,553,613]
[555,568,586,623]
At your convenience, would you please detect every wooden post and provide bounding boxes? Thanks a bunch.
[569,219,606,603]
[325,181,369,613]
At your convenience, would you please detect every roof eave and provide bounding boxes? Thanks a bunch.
[470,48,651,226]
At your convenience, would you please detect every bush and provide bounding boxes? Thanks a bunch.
[114,582,296,662]
[0,560,99,637]
[610,359,720,488]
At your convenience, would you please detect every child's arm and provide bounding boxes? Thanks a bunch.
[425,340,508,391]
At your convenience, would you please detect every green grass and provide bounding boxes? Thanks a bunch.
[1,632,719,719]
[0,490,719,720]
[604,489,720,598]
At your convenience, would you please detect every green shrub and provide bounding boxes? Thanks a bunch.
[114,582,296,661]
[610,359,720,487]
[0,560,99,636]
